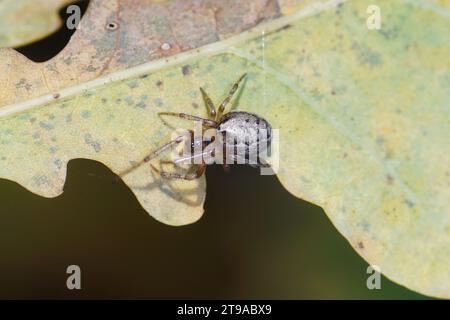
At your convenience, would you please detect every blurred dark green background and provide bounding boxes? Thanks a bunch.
[1,0,428,299]
[0,159,427,299]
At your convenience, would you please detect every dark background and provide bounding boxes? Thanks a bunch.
[1,0,427,299]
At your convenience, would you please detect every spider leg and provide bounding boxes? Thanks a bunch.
[216,73,247,120]
[153,139,213,167]
[118,134,188,177]
[257,156,271,168]
[200,87,216,117]
[150,163,206,180]
[142,135,186,163]
[173,147,215,165]
[158,112,217,127]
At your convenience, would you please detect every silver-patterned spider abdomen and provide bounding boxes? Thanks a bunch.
[217,111,272,166]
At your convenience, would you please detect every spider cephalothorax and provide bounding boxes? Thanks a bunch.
[123,74,272,180]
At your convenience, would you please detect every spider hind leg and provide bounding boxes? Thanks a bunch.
[150,163,206,180]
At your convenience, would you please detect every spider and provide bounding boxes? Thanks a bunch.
[123,73,272,180]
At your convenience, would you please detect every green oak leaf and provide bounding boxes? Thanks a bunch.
[0,0,449,298]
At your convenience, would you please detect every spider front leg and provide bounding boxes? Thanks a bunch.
[158,112,217,127]
[200,87,217,117]
[150,163,206,180]
[118,133,190,177]
[216,73,247,120]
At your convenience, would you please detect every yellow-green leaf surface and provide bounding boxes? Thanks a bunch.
[0,0,75,48]
[1,0,449,298]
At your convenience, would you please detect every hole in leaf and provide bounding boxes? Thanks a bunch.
[14,0,90,62]
[106,22,118,30]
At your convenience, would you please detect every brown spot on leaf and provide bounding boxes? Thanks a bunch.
[404,199,415,208]
[182,65,191,76]
[386,174,394,185]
